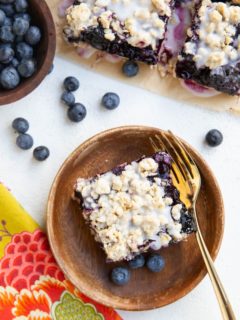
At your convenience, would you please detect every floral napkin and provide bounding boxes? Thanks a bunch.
[0,183,122,320]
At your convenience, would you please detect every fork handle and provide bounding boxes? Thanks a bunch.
[195,228,236,320]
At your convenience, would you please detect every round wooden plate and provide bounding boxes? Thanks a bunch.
[47,126,224,311]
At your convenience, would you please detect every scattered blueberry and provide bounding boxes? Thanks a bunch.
[102,92,120,110]
[15,0,28,13]
[146,254,165,273]
[61,91,75,106]
[25,26,41,45]
[122,60,139,77]
[13,17,29,35]
[0,45,14,63]
[16,133,33,150]
[0,25,14,43]
[205,129,223,147]
[128,255,145,269]
[16,42,33,59]
[67,103,87,122]
[63,76,79,92]
[48,63,54,74]
[17,58,35,78]
[12,117,29,133]
[33,146,50,161]
[0,66,20,89]
[0,9,6,27]
[110,267,130,286]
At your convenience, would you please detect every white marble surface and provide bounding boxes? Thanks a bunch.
[0,56,239,320]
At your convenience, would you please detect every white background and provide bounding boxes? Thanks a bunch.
[0,56,239,319]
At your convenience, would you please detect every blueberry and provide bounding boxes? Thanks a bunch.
[0,45,14,63]
[0,25,14,42]
[48,63,54,74]
[33,146,50,161]
[146,254,165,273]
[15,0,28,13]
[13,17,29,35]
[16,133,33,150]
[11,58,19,67]
[16,42,33,59]
[0,9,6,26]
[3,16,12,26]
[122,60,139,77]
[0,4,14,17]
[63,76,79,92]
[17,58,36,78]
[102,92,120,110]
[61,91,75,106]
[128,255,145,269]
[12,117,29,133]
[0,67,20,89]
[67,103,87,122]
[25,26,41,45]
[14,13,31,23]
[205,129,223,147]
[110,267,130,286]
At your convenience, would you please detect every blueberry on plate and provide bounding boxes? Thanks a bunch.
[102,92,120,110]
[17,58,36,78]
[146,254,165,273]
[11,57,19,68]
[16,42,33,59]
[13,17,29,36]
[205,129,223,147]
[61,91,75,106]
[128,254,145,269]
[14,13,31,23]
[33,146,50,161]
[0,4,15,17]
[63,76,79,92]
[67,103,87,122]
[122,60,139,77]
[12,117,29,133]
[15,0,28,13]
[110,267,130,286]
[0,25,14,43]
[0,45,14,64]
[0,66,20,89]
[0,9,6,27]
[25,26,41,45]
[16,133,33,150]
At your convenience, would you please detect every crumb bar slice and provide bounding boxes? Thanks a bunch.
[74,152,195,262]
[176,0,240,95]
[63,0,175,65]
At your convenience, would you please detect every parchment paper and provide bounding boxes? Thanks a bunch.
[46,0,240,113]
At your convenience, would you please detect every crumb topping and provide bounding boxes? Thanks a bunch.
[75,156,187,262]
[183,0,240,69]
[66,0,172,49]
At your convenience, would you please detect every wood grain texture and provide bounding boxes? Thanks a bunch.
[47,126,224,311]
[0,0,56,105]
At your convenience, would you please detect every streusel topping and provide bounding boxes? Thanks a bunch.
[183,0,240,69]
[66,0,172,49]
[75,156,185,262]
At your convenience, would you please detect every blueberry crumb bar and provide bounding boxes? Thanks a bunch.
[74,152,195,262]
[176,0,240,95]
[63,0,176,65]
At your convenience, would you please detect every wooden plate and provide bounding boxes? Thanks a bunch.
[47,126,224,311]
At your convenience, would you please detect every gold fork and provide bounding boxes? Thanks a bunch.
[150,131,236,320]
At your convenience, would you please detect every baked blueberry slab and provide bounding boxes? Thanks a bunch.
[74,152,195,262]
[176,0,240,95]
[63,0,176,65]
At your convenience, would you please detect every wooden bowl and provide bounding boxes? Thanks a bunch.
[0,0,56,105]
[47,126,224,311]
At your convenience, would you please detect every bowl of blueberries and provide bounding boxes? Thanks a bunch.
[0,0,56,105]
